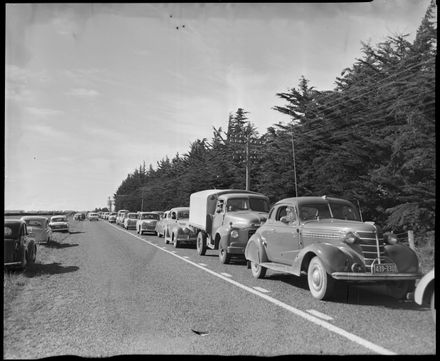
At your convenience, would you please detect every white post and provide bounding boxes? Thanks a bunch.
[408,230,415,250]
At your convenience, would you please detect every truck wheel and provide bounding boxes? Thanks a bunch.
[174,237,180,248]
[251,261,266,279]
[197,232,207,256]
[307,256,335,300]
[164,228,169,244]
[219,246,231,264]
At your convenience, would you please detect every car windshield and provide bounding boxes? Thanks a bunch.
[177,211,189,219]
[128,214,137,219]
[4,224,20,238]
[299,202,360,221]
[25,220,43,227]
[226,197,269,212]
[52,217,66,222]
[141,214,159,220]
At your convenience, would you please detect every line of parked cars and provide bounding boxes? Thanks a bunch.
[4,214,70,270]
[87,189,435,320]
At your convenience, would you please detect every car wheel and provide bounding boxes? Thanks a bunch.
[307,256,335,300]
[431,291,436,324]
[386,280,415,300]
[174,236,180,248]
[251,261,266,279]
[219,245,231,264]
[196,232,207,256]
[164,228,169,244]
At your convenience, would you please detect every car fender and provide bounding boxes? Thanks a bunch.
[215,225,231,249]
[244,233,268,264]
[291,243,360,275]
[414,269,435,305]
[384,244,419,273]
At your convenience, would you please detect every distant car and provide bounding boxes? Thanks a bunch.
[414,269,435,323]
[20,216,52,244]
[4,219,37,269]
[49,215,69,233]
[123,212,138,230]
[136,212,160,235]
[164,207,197,248]
[116,210,129,226]
[88,212,99,221]
[155,211,170,238]
[108,212,117,223]
[73,213,83,221]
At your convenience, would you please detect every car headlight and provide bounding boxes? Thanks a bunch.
[230,230,239,238]
[343,231,360,245]
[384,232,398,245]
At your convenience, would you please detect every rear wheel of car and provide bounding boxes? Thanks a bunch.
[164,228,169,244]
[174,236,180,248]
[219,245,231,264]
[251,261,266,279]
[196,232,207,256]
[307,256,335,300]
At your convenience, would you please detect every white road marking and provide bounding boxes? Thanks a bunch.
[171,251,177,253]
[220,273,232,278]
[198,263,208,267]
[108,223,396,355]
[183,256,190,259]
[253,286,270,293]
[306,309,334,321]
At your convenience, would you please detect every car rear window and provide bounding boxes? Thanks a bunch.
[52,217,66,222]
[26,220,43,227]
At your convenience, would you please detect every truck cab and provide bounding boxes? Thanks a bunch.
[189,189,269,263]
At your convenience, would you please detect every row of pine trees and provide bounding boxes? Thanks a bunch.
[114,1,436,240]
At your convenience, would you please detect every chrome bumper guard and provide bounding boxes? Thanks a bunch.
[331,272,422,281]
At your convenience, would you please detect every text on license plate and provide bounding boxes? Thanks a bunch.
[372,263,398,273]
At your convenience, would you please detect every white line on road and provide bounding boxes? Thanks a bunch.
[306,309,334,321]
[220,273,232,278]
[253,286,270,293]
[183,256,190,259]
[108,223,396,355]
[198,263,208,267]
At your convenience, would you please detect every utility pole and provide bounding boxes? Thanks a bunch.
[291,130,298,197]
[107,196,113,212]
[245,133,250,190]
[141,188,144,212]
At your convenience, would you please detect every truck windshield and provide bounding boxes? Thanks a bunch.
[177,211,189,219]
[226,198,269,212]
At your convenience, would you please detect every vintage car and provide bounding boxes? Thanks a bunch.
[136,212,160,235]
[20,216,52,244]
[4,219,37,269]
[88,212,99,221]
[123,212,138,230]
[244,196,422,300]
[116,210,129,226]
[108,212,117,223]
[49,215,69,233]
[414,268,435,323]
[155,211,170,237]
[164,207,197,248]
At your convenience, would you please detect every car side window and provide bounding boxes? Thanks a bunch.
[276,206,297,223]
[276,206,288,221]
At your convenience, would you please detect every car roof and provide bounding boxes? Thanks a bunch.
[275,196,354,205]
[170,207,189,212]
[20,216,48,221]
[4,219,24,225]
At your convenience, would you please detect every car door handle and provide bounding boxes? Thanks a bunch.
[262,240,267,247]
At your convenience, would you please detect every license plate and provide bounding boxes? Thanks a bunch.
[372,263,398,273]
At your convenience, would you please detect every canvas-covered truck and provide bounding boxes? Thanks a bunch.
[189,189,270,264]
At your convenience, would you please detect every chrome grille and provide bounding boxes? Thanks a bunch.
[357,231,385,271]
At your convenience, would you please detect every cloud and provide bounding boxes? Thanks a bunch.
[25,106,64,117]
[68,88,100,97]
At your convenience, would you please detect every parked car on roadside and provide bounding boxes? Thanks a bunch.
[244,196,422,301]
[136,212,160,235]
[116,210,129,226]
[155,211,170,238]
[73,213,83,221]
[4,219,37,269]
[123,212,138,230]
[20,216,52,244]
[164,207,197,248]
[49,215,69,233]
[414,268,435,323]
[108,212,117,223]
[88,212,99,221]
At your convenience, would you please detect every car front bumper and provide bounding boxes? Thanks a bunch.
[331,272,422,282]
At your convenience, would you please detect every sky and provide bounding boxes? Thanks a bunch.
[4,1,432,211]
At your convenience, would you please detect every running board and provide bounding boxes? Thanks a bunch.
[259,262,296,275]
